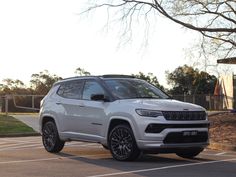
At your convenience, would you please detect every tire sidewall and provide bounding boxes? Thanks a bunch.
[109,124,139,161]
[42,121,62,152]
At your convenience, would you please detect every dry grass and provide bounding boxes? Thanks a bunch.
[209,113,236,145]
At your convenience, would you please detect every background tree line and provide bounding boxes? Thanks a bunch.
[0,65,217,112]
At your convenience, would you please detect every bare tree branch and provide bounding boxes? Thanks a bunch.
[85,0,236,60]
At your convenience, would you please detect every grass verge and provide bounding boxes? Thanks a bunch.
[0,115,36,136]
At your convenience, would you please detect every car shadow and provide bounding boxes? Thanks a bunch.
[54,149,213,176]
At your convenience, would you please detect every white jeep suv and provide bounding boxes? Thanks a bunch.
[39,75,209,161]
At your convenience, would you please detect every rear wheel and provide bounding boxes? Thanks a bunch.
[42,121,65,153]
[176,148,204,159]
[109,124,141,161]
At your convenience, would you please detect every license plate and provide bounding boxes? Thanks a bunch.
[183,131,198,136]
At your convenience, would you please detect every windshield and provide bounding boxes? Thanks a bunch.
[104,79,170,99]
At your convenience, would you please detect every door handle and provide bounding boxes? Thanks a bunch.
[56,102,62,105]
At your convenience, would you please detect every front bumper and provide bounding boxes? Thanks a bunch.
[137,139,209,154]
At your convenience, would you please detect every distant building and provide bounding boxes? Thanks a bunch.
[217,57,236,109]
[214,75,235,109]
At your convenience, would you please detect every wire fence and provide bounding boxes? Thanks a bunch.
[0,94,232,114]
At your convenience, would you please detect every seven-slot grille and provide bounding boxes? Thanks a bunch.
[162,111,206,121]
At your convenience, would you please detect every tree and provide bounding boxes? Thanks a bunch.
[0,79,27,95]
[74,67,91,76]
[0,79,33,112]
[30,70,62,95]
[133,72,165,90]
[86,0,236,60]
[166,65,217,95]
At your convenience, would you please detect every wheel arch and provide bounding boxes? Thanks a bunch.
[40,115,58,133]
[106,117,138,146]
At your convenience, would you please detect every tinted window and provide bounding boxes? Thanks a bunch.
[104,79,169,99]
[57,80,84,99]
[82,81,105,100]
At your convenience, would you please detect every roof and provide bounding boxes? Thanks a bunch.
[55,74,136,85]
[101,75,135,78]
[217,57,236,64]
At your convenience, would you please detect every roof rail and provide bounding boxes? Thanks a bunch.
[101,75,135,78]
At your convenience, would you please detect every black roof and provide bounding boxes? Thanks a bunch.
[56,74,136,84]
[101,75,135,78]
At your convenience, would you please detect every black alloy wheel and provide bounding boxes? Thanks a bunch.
[42,121,65,153]
[109,124,140,161]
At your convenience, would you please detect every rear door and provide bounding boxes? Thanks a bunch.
[56,80,85,134]
[80,80,109,139]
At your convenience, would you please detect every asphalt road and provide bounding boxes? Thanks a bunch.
[0,136,235,177]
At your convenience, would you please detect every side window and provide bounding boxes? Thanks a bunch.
[82,81,105,100]
[57,80,84,99]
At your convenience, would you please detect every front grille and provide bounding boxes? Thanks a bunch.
[145,123,210,133]
[162,111,206,121]
[163,132,208,144]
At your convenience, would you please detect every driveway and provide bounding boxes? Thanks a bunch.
[12,114,40,132]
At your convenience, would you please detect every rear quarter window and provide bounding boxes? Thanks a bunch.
[57,80,84,99]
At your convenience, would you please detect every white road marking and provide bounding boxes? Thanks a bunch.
[87,158,236,177]
[216,152,227,156]
[0,142,101,151]
[0,142,30,148]
[0,142,8,145]
[202,152,236,157]
[0,144,42,151]
[1,138,39,143]
[0,153,109,164]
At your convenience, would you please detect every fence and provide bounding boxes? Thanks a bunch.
[0,94,232,114]
[172,94,231,110]
[0,95,45,115]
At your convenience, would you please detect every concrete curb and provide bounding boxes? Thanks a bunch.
[0,132,40,138]
[208,142,236,152]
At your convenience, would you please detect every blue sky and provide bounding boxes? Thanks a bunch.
[0,0,228,87]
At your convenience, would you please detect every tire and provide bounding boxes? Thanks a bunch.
[42,121,65,153]
[109,124,141,161]
[176,148,204,159]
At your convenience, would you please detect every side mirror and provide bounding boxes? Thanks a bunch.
[91,94,109,102]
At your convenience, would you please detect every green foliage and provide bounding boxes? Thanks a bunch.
[74,67,91,76]
[0,115,35,135]
[166,65,217,95]
[0,79,29,95]
[0,70,62,112]
[133,72,165,90]
[30,70,62,95]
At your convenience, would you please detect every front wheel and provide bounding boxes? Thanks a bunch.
[176,148,204,159]
[42,121,65,153]
[109,124,141,161]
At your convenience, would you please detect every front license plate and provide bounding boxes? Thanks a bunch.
[183,131,198,136]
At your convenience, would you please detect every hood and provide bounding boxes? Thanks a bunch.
[118,99,204,111]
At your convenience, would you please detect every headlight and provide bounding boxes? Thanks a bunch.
[135,109,163,117]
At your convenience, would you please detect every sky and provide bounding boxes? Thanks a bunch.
[0,0,223,87]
